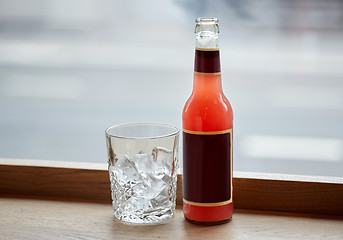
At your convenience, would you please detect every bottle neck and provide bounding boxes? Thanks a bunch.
[193,18,222,95]
[193,74,222,95]
[193,48,222,94]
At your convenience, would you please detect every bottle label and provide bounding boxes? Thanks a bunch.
[194,48,221,74]
[183,129,233,206]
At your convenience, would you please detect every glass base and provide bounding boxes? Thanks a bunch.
[114,212,174,225]
[185,216,232,225]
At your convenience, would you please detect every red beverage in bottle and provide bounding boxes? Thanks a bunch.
[182,18,233,224]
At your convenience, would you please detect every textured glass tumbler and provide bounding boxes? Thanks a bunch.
[105,123,179,224]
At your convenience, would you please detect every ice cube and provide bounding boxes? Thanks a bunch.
[141,172,166,200]
[133,151,159,174]
[152,147,174,176]
[124,195,152,215]
[150,188,171,209]
[112,155,140,184]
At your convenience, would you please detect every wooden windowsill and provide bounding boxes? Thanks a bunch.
[1,158,343,239]
[1,197,342,239]
[1,158,342,215]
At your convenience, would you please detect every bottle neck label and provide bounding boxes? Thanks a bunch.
[194,48,221,74]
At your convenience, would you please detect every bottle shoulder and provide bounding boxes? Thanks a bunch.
[183,92,232,113]
[183,92,233,131]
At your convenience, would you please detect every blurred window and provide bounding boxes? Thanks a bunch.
[0,0,342,177]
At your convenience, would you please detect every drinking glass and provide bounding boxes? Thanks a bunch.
[105,123,179,224]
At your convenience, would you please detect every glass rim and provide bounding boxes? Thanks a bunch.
[105,122,180,140]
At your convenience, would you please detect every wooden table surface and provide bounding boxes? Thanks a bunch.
[1,197,342,240]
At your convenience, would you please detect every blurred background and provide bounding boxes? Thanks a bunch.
[0,0,342,177]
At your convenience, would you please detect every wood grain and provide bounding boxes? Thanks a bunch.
[0,197,342,240]
[1,158,343,215]
[0,161,111,204]
[233,175,343,216]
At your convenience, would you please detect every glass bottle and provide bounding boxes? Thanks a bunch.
[182,18,234,224]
